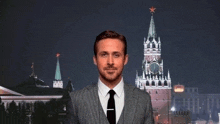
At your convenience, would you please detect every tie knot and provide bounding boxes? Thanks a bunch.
[109,90,115,96]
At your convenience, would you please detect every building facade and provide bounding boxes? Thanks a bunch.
[0,54,73,123]
[173,86,220,123]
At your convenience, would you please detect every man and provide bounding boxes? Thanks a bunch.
[66,30,154,124]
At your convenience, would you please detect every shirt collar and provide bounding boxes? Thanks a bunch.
[98,77,124,98]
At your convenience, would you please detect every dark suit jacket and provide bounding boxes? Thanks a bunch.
[65,83,154,124]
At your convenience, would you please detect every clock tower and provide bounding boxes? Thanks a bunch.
[135,7,172,124]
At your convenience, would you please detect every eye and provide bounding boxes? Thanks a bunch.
[114,53,120,57]
[101,53,107,57]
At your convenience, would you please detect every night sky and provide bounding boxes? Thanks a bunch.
[1,0,220,93]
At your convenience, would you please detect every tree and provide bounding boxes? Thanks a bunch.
[7,101,19,124]
[0,97,6,124]
[19,102,29,124]
[46,99,60,123]
[32,101,48,124]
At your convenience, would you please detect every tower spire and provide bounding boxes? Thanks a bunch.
[142,71,146,79]
[55,53,61,80]
[136,70,138,78]
[30,62,37,78]
[148,6,156,39]
[168,70,170,80]
[30,62,35,77]
[53,53,63,88]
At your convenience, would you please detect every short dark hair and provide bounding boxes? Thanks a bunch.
[94,30,127,56]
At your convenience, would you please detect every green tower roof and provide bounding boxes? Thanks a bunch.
[55,57,62,80]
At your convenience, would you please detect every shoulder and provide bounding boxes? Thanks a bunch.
[69,83,97,101]
[125,83,151,100]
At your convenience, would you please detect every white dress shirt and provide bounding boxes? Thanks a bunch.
[98,78,124,123]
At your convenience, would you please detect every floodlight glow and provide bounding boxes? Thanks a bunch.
[171,106,175,111]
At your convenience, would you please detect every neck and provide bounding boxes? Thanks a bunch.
[99,76,122,89]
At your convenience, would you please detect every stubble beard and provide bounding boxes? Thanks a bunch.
[100,67,123,84]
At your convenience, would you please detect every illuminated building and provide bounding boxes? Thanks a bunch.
[0,54,74,123]
[174,84,185,93]
[0,54,73,107]
[172,85,220,123]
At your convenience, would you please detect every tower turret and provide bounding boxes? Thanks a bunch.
[66,78,74,92]
[168,70,170,80]
[53,53,63,88]
[158,37,161,49]
[136,70,138,78]
[142,70,145,79]
[30,62,37,78]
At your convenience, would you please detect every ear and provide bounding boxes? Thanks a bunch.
[93,56,97,65]
[124,54,128,65]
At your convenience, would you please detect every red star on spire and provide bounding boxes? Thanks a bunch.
[149,6,156,13]
[56,53,60,57]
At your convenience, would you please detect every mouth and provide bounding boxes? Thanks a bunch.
[105,69,116,70]
[106,70,115,72]
[105,69,116,74]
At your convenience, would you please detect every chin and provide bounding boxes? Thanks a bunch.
[105,77,117,82]
[100,71,122,82]
[105,75,121,82]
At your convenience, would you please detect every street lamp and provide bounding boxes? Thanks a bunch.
[171,106,176,112]
[171,106,176,124]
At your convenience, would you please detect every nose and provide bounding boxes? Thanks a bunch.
[107,55,114,65]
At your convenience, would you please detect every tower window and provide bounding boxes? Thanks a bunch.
[164,81,167,86]
[158,81,162,86]
[152,43,156,48]
[146,81,149,86]
[152,81,155,86]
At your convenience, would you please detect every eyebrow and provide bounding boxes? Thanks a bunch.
[99,51,121,54]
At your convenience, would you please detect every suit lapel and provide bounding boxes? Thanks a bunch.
[120,83,138,124]
[85,84,100,124]
[86,83,109,124]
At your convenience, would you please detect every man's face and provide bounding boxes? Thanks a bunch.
[93,38,128,83]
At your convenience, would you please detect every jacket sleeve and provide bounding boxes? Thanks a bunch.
[65,92,79,124]
[144,94,154,124]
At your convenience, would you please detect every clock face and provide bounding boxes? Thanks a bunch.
[150,63,159,74]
